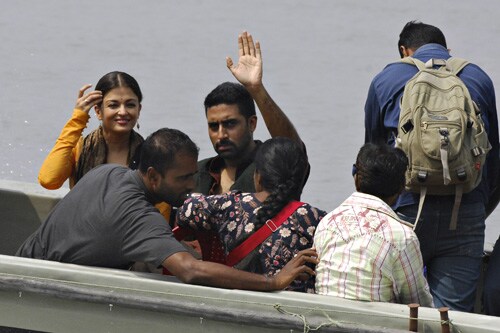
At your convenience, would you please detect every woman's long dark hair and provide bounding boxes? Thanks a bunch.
[74,71,143,183]
[95,71,143,103]
[254,137,308,226]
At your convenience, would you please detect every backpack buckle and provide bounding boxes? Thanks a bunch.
[439,128,450,147]
[471,147,481,157]
[425,58,447,68]
[457,168,467,181]
[401,120,414,134]
[417,170,428,183]
[439,128,449,137]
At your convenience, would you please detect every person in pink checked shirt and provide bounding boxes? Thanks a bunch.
[314,143,433,307]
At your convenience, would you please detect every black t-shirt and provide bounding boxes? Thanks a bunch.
[17,165,186,269]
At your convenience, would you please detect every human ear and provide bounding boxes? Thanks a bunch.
[253,170,263,192]
[399,46,407,58]
[354,174,361,192]
[400,46,414,58]
[146,167,161,191]
[94,105,103,120]
[248,115,257,132]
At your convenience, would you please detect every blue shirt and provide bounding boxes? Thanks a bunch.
[365,43,499,208]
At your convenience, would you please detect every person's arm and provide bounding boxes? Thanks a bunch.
[38,85,103,189]
[393,236,434,307]
[163,248,317,291]
[364,80,385,144]
[226,31,300,143]
[38,110,88,189]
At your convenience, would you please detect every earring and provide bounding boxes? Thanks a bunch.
[136,122,140,130]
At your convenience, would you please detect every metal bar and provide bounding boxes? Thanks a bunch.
[408,303,419,332]
[439,307,450,333]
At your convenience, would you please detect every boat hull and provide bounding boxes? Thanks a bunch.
[1,180,499,333]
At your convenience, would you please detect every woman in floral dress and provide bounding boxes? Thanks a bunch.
[177,137,326,292]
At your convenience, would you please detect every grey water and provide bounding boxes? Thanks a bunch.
[1,0,499,247]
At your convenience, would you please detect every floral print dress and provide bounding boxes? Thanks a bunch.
[177,191,327,292]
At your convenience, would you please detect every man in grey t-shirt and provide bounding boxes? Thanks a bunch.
[17,128,317,291]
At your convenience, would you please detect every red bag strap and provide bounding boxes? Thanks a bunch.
[225,201,304,267]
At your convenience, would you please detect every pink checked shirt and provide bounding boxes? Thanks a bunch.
[314,192,433,307]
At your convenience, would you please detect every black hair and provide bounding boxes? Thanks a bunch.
[204,82,256,119]
[398,21,447,57]
[254,137,308,226]
[95,71,143,103]
[138,128,199,176]
[354,143,408,199]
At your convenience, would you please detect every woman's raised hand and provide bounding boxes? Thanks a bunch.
[75,84,103,113]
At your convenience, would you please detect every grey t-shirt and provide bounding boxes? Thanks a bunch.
[17,165,186,269]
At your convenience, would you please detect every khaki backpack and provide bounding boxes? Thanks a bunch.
[395,57,490,230]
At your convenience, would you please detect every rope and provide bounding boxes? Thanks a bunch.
[440,319,463,333]
[272,303,464,333]
[273,304,347,332]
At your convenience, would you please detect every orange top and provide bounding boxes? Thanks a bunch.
[39,109,88,190]
[38,108,171,221]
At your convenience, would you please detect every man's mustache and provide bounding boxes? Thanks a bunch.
[215,139,235,149]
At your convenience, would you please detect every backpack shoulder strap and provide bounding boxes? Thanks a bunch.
[445,57,469,75]
[401,56,426,70]
[402,56,469,75]
[225,201,304,267]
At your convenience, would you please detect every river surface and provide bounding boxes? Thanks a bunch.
[1,0,499,247]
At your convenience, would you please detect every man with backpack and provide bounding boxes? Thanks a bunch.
[364,21,499,312]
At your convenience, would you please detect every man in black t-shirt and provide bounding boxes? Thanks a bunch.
[17,128,316,291]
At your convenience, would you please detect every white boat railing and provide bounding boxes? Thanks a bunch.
[2,255,500,333]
